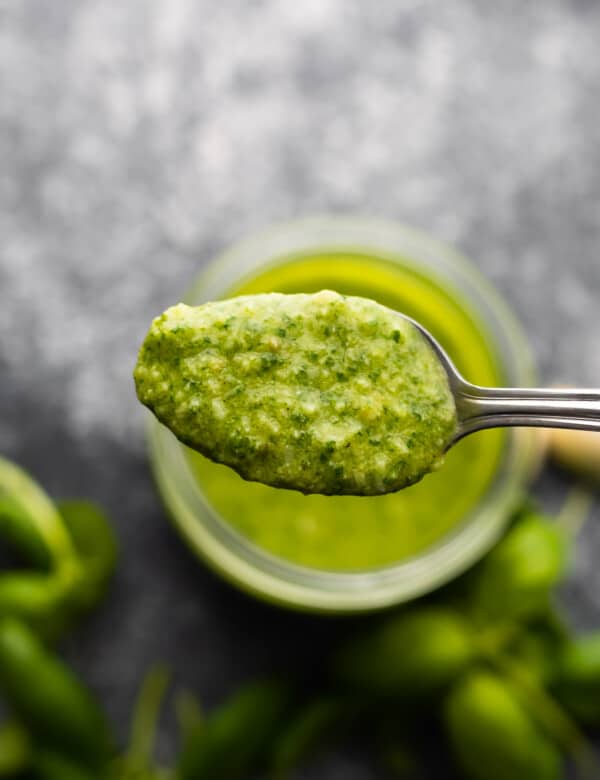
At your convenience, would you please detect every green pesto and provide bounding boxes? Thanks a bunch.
[183,253,505,570]
[135,291,457,496]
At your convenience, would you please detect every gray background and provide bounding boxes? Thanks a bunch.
[2,1,600,776]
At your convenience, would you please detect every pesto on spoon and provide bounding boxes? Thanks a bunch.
[134,290,457,496]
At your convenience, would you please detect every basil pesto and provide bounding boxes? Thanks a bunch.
[134,290,457,496]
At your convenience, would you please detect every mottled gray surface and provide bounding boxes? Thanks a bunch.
[2,0,600,775]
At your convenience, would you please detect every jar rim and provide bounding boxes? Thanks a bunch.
[148,217,536,613]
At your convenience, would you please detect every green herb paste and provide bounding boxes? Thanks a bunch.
[181,253,505,570]
[135,291,457,495]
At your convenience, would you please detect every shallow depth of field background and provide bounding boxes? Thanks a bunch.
[2,2,600,775]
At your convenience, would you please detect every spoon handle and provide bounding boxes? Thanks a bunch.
[455,385,600,438]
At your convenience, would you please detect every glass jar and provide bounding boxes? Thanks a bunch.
[148,218,536,613]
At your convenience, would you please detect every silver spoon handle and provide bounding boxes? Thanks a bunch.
[456,385,600,437]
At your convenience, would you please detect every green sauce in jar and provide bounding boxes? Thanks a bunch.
[185,251,505,571]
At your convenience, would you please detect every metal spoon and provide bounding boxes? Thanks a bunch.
[402,313,600,445]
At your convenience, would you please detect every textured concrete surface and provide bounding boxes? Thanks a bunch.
[2,0,600,774]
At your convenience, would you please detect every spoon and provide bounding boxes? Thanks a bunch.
[403,313,600,445]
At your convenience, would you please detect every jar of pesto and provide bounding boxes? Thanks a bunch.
[148,218,537,613]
